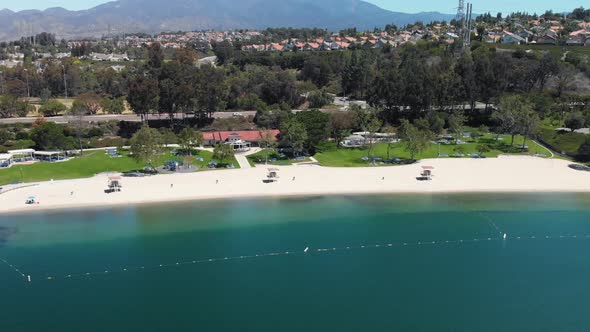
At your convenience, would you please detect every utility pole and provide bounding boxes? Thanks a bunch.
[462,3,473,50]
[61,63,68,100]
[24,68,30,99]
[0,69,5,95]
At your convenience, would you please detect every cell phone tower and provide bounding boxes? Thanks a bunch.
[456,0,465,25]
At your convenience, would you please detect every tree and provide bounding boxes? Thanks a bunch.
[30,122,73,151]
[517,107,540,149]
[127,76,159,121]
[365,116,382,159]
[0,95,31,118]
[72,92,101,115]
[476,144,491,157]
[129,126,162,170]
[39,99,66,117]
[258,130,277,164]
[281,118,308,156]
[554,64,576,98]
[383,126,397,160]
[213,143,234,165]
[0,129,14,146]
[39,88,51,104]
[307,90,334,108]
[147,43,164,72]
[493,95,526,146]
[294,109,330,148]
[195,65,228,118]
[399,119,430,160]
[300,57,333,88]
[352,106,381,148]
[426,111,446,135]
[565,112,586,132]
[329,111,355,148]
[447,111,466,140]
[212,40,234,66]
[101,97,125,114]
[178,128,203,154]
[534,53,559,91]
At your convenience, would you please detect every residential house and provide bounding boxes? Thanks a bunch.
[303,42,320,51]
[517,29,534,42]
[535,33,557,45]
[483,33,502,43]
[567,30,589,46]
[268,43,284,51]
[501,31,527,44]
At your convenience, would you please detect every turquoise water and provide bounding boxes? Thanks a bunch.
[1,194,590,331]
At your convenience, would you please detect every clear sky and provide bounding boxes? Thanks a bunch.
[0,0,583,14]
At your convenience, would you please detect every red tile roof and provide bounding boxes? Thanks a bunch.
[203,130,280,143]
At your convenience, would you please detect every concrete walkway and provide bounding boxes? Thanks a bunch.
[234,148,262,169]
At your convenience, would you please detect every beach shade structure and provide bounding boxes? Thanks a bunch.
[418,166,433,181]
[106,176,122,193]
[25,196,39,205]
[264,168,280,183]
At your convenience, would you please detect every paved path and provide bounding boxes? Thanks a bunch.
[0,112,258,124]
[234,148,262,169]
[234,154,251,169]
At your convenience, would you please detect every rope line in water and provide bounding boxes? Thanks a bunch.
[477,211,503,236]
[34,233,590,282]
[0,257,29,281]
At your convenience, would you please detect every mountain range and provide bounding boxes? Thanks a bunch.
[0,0,455,41]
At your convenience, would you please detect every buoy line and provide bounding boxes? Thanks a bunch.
[0,257,29,282]
[29,233,590,282]
[477,211,503,236]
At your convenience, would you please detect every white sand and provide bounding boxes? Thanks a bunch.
[1,156,589,215]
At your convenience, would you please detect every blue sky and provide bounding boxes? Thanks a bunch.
[1,0,583,14]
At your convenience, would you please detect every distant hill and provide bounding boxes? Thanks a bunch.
[0,0,454,41]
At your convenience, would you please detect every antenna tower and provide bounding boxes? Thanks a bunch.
[456,0,465,24]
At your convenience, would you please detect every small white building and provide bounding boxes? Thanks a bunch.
[0,153,13,168]
[8,149,35,162]
[225,133,251,152]
[34,151,67,162]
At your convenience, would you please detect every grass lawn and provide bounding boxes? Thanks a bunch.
[247,149,310,166]
[314,134,551,167]
[0,149,239,185]
[537,128,587,156]
[492,44,590,58]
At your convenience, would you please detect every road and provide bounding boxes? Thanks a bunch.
[0,111,258,125]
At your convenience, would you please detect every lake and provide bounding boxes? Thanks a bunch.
[1,193,590,331]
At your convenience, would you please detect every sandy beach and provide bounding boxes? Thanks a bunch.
[1,156,589,215]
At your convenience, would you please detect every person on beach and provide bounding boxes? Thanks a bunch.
[170,184,173,189]
[292,177,296,181]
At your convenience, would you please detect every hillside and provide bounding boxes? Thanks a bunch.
[0,0,454,40]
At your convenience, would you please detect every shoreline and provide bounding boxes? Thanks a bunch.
[1,156,590,215]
